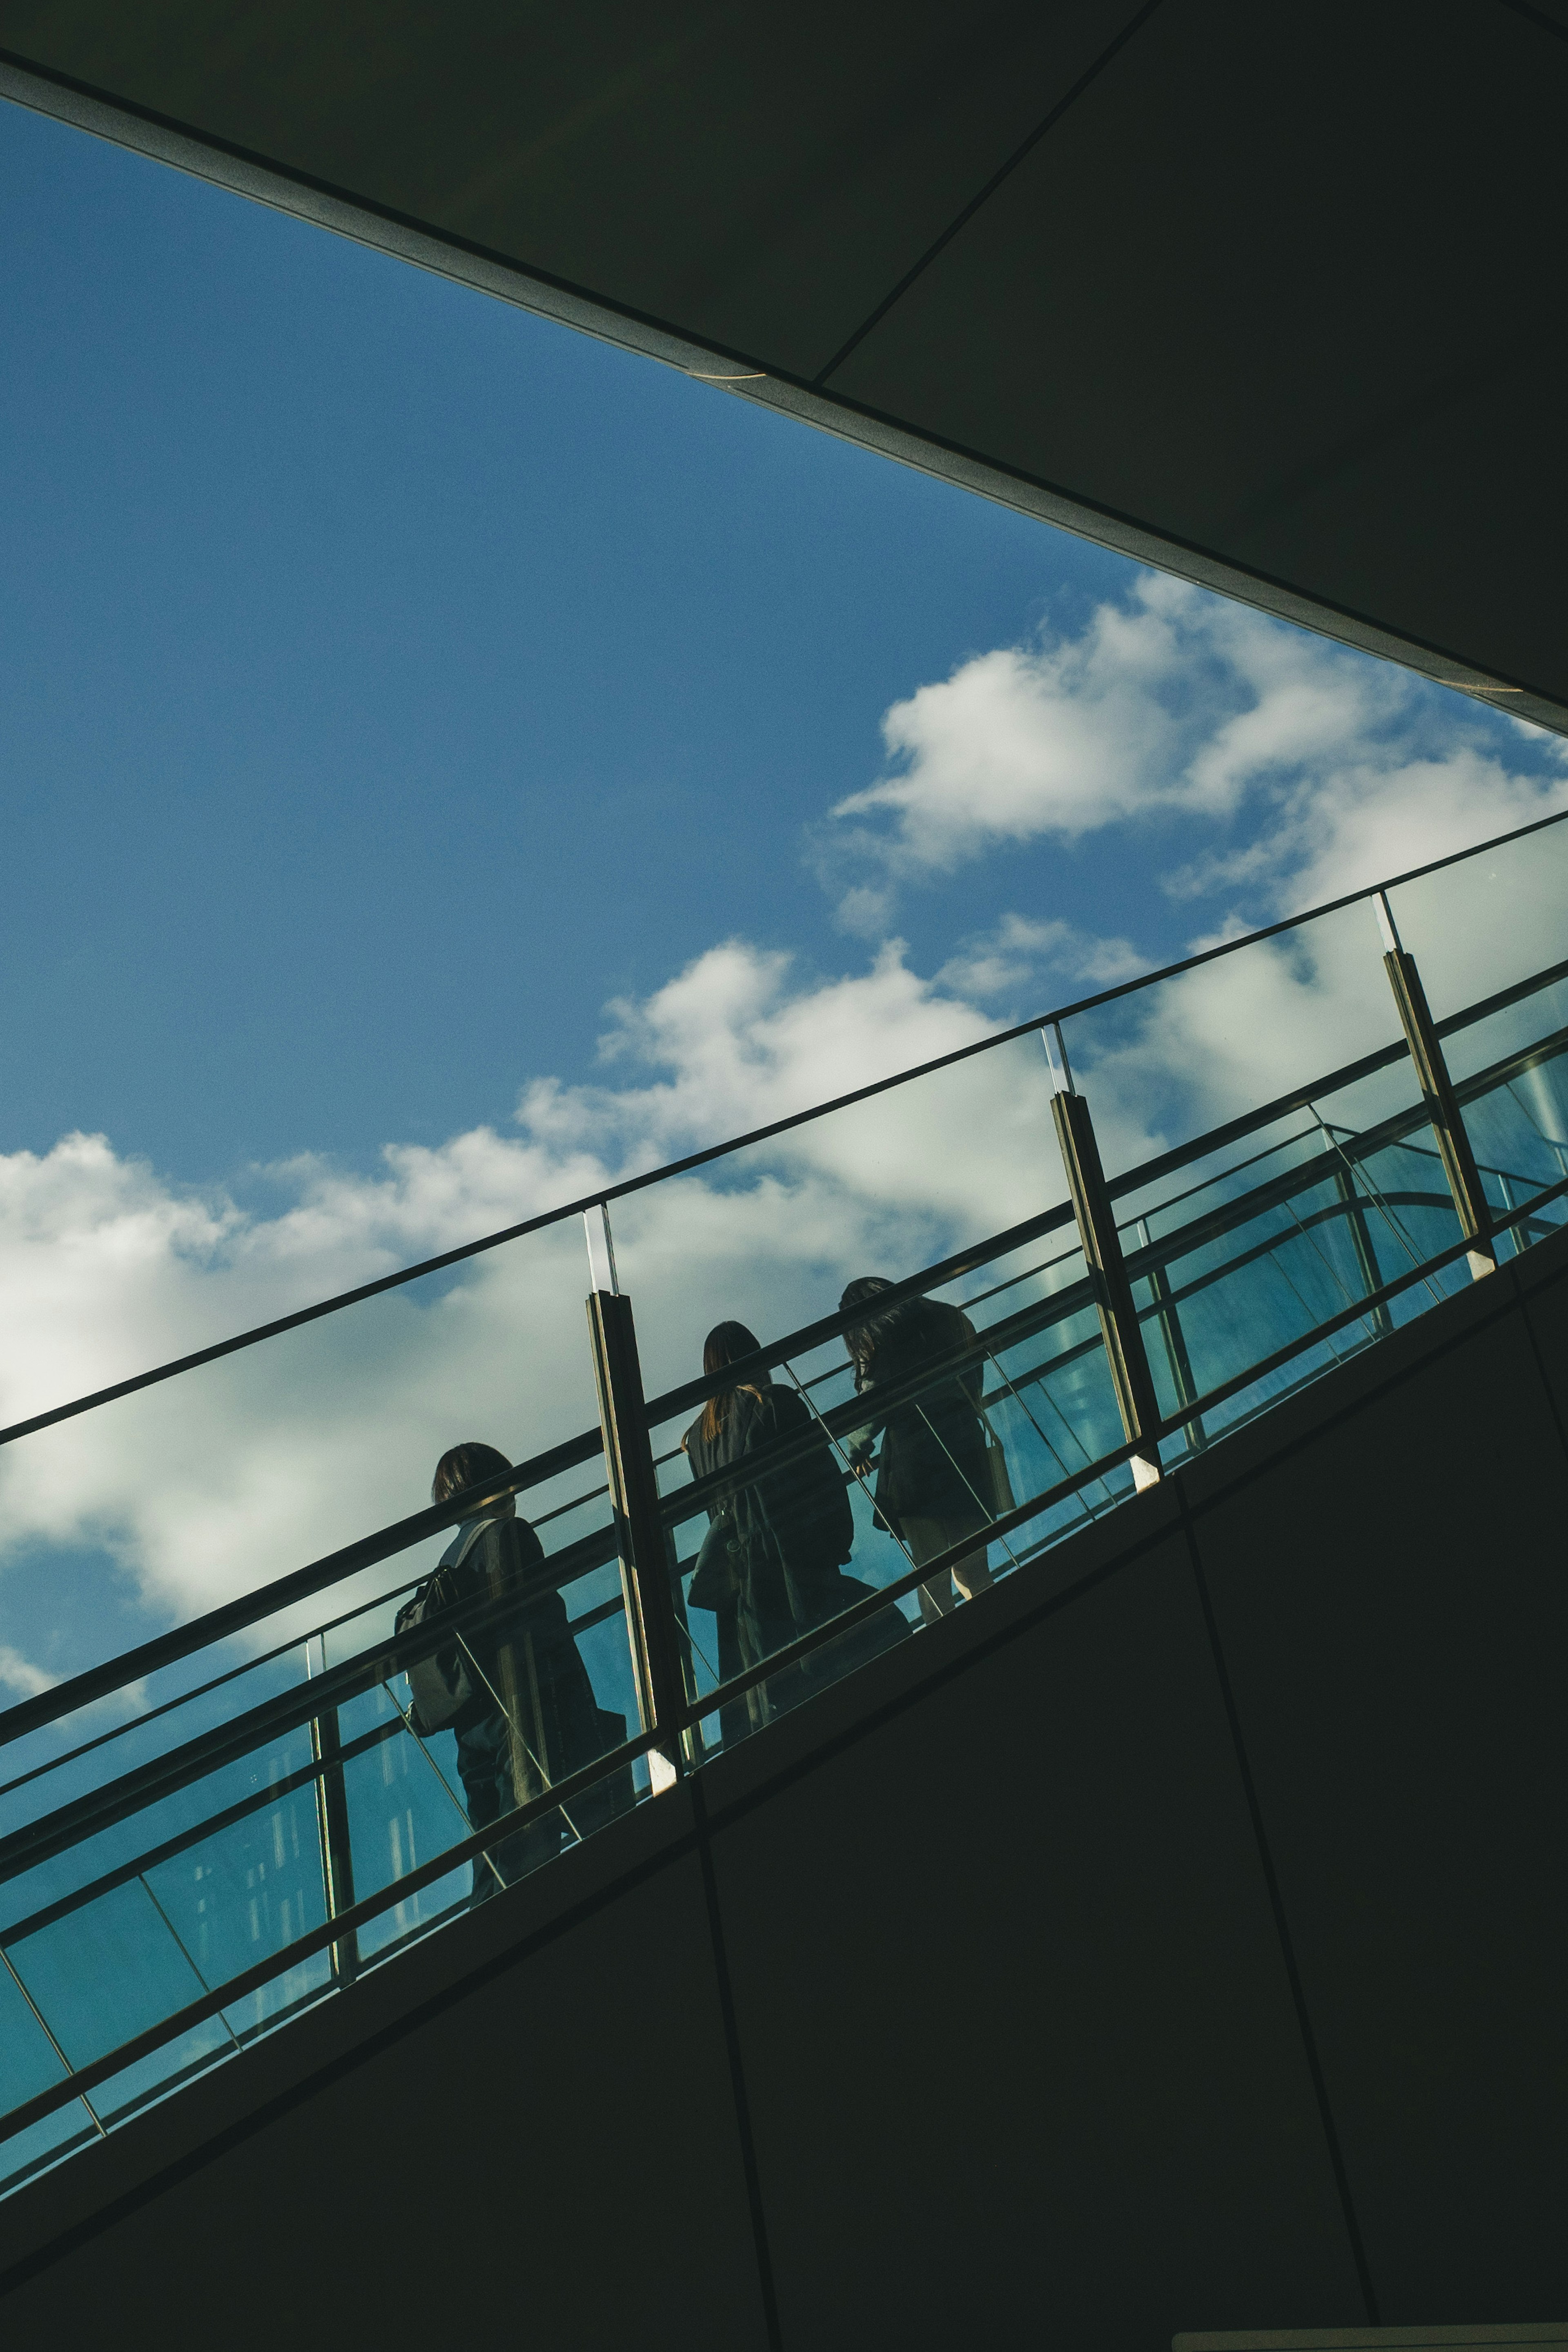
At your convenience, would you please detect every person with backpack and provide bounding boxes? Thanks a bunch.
[839,1277,998,1625]
[397,1441,620,1902]
[682,1321,905,1748]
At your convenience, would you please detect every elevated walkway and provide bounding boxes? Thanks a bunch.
[3,816,1568,2344]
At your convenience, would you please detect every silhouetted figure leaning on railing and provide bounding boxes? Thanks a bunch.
[840,1277,997,1625]
[682,1322,905,1749]
[397,1441,621,1905]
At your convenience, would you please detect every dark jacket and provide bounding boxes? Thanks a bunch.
[421,1514,603,1777]
[684,1382,900,1737]
[849,1296,988,1533]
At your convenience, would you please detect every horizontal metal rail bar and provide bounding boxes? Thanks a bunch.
[0,1722,663,2155]
[7,1166,1567,2163]
[1,1714,405,1950]
[1144,1170,1568,1439]
[0,1431,607,1751]
[5,1005,1562,1781]
[674,1171,1568,1730]
[629,990,1568,1435]
[4,1586,636,1939]
[12,1142,1537,1875]
[0,1525,620,1882]
[2,816,1563,1462]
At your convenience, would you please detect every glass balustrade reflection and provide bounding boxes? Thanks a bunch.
[1386,816,1568,1028]
[1058,898,1406,1186]
[1450,1043,1568,1253]
[1,1215,600,1715]
[0,1501,648,2176]
[0,1634,318,1862]
[10,812,1568,2195]
[653,1215,1144,1763]
[607,1029,1064,1407]
[0,1955,96,2195]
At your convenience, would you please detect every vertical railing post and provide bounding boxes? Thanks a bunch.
[1136,1215,1206,1451]
[584,1209,686,1792]
[1374,893,1496,1280]
[307,1637,358,1987]
[1043,1028,1164,1491]
[1329,1158,1394,1338]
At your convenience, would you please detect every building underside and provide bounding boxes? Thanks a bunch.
[1,13,1566,2347]
[0,0,1565,731]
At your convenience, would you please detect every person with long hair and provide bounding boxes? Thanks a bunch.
[399,1441,617,1903]
[839,1277,996,1625]
[682,1321,903,1744]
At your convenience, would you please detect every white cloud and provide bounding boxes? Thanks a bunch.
[5,573,1566,1701]
[823,574,1568,928]
[937,914,1145,1004]
[0,1644,58,1700]
[0,942,1069,1687]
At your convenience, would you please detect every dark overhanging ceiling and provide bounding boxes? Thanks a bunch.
[2,0,1564,733]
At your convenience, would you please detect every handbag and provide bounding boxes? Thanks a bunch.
[394,1518,497,1734]
[980,1408,1015,1520]
[687,1512,741,1612]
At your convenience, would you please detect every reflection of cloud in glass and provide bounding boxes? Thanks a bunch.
[4,576,1564,1690]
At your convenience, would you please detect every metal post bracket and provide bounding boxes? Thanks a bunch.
[1376,913,1496,1278]
[586,1290,686,1786]
[1050,1086,1165,1489]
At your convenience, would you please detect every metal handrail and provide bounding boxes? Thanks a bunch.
[0,1523,621,1882]
[5,988,1564,1764]
[0,1719,664,2156]
[669,1172,1568,1731]
[1,815,1564,1462]
[2,1121,1565,2165]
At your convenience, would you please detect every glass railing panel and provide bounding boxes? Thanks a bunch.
[1058,898,1404,1183]
[0,1710,331,2113]
[1385,814,1568,1027]
[0,1955,77,2149]
[1344,1130,1475,1315]
[1455,1041,1568,1242]
[1132,1166,1395,1451]
[0,1712,322,1947]
[973,1289,1132,1528]
[657,1224,1142,1759]
[1437,972,1568,1102]
[0,1217,603,1703]
[607,1028,1065,1404]
[0,1638,314,1852]
[0,2094,100,2200]
[139,1767,333,2039]
[345,1541,648,1942]
[4,1875,235,2124]
[334,1691,476,1960]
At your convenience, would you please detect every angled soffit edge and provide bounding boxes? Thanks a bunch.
[0,21,1562,740]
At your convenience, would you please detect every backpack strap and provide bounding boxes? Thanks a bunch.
[436,1514,502,1573]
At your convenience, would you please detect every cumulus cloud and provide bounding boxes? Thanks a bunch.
[0,1644,58,1701]
[0,941,1072,1689]
[823,574,1568,929]
[5,571,1566,1699]
[937,915,1145,1004]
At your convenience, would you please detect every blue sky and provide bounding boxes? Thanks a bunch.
[0,94,1153,1186]
[2,90,1566,1689]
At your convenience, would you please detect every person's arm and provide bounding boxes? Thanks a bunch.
[844,1361,884,1473]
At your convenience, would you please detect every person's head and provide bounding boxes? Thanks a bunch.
[699,1320,763,1445]
[431,1440,515,1513]
[839,1275,894,1364]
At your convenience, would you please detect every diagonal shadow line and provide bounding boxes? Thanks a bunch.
[1494,0,1568,43]
[812,0,1170,387]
